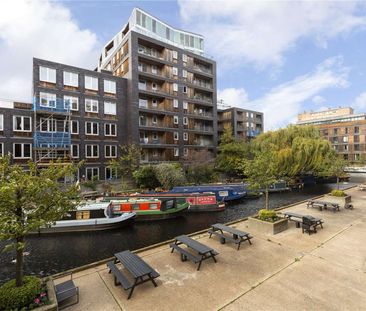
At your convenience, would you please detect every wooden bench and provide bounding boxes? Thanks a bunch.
[208,223,253,250]
[107,261,132,290]
[307,200,340,212]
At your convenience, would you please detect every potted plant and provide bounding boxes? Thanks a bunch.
[324,189,352,209]
[248,209,288,235]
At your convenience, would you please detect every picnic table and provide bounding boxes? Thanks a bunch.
[283,212,324,229]
[170,235,218,271]
[208,223,253,250]
[307,200,340,212]
[108,250,159,299]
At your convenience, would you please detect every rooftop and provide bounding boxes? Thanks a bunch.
[56,186,366,310]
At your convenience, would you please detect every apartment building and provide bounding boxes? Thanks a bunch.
[32,58,127,180]
[297,107,366,162]
[218,107,264,141]
[97,8,217,162]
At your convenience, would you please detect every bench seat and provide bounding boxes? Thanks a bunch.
[170,243,201,263]
[107,261,132,290]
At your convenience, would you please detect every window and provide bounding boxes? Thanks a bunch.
[104,101,116,115]
[86,167,99,180]
[174,132,179,140]
[153,132,158,140]
[183,132,188,141]
[151,65,157,74]
[71,120,79,134]
[182,54,187,62]
[183,86,187,93]
[71,145,79,158]
[173,50,178,59]
[173,99,179,108]
[63,71,78,87]
[182,70,187,78]
[13,116,31,132]
[138,80,146,90]
[0,114,3,131]
[333,128,338,135]
[105,167,117,180]
[39,66,56,83]
[85,99,98,113]
[174,147,179,157]
[64,96,79,111]
[149,203,158,210]
[354,135,360,143]
[0,143,3,157]
[354,144,360,151]
[354,126,360,134]
[183,148,188,157]
[139,99,147,108]
[40,92,56,108]
[104,80,116,94]
[183,117,188,125]
[105,123,117,136]
[343,136,348,143]
[152,83,157,90]
[173,116,179,124]
[85,76,98,90]
[40,118,56,132]
[172,67,178,76]
[152,99,158,107]
[13,143,32,159]
[105,145,117,158]
[85,121,99,135]
[183,101,188,110]
[152,115,157,124]
[173,83,178,92]
[86,145,99,158]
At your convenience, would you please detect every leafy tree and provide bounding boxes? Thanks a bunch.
[133,165,160,189]
[184,149,216,184]
[0,157,79,287]
[154,163,186,190]
[317,152,349,189]
[109,144,141,179]
[216,127,250,176]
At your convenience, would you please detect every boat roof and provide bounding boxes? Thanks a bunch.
[77,202,111,211]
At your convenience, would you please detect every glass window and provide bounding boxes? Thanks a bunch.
[183,148,188,157]
[182,70,187,78]
[173,67,178,76]
[173,51,178,59]
[183,132,188,141]
[86,167,99,180]
[86,145,99,158]
[13,116,31,132]
[85,99,98,113]
[104,80,116,94]
[152,99,158,107]
[183,101,188,110]
[183,117,188,125]
[64,96,79,111]
[13,143,32,158]
[174,147,179,157]
[105,145,117,158]
[63,71,78,87]
[40,92,56,108]
[173,83,178,92]
[71,145,79,158]
[149,203,158,210]
[71,120,79,134]
[39,66,56,83]
[85,76,98,90]
[139,99,148,108]
[85,121,99,135]
[104,101,116,115]
[173,99,178,108]
[40,118,56,132]
[174,132,179,140]
[173,116,179,124]
[105,123,117,136]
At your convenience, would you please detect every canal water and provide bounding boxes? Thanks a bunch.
[0,175,364,284]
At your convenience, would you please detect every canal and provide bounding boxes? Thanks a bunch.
[0,175,363,283]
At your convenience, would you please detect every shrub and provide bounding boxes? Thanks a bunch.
[83,175,98,191]
[0,276,41,310]
[331,189,347,197]
[133,165,160,189]
[258,209,278,222]
[154,163,186,190]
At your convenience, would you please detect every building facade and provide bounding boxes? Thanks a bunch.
[218,107,263,141]
[97,8,217,162]
[297,107,366,162]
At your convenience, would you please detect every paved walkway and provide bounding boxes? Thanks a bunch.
[59,187,366,311]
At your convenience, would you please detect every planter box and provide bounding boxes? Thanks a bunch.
[248,217,288,235]
[37,280,57,311]
[323,194,352,209]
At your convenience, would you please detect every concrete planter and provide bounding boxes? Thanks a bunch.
[248,217,288,235]
[37,280,57,311]
[323,194,352,208]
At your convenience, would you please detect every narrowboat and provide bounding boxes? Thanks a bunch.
[110,197,189,221]
[34,202,136,234]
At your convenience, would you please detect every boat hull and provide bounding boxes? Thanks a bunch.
[188,203,226,212]
[133,205,189,221]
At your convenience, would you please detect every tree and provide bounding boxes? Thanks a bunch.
[133,165,160,189]
[154,163,186,190]
[109,144,141,179]
[184,149,217,184]
[0,157,79,287]
[317,152,349,189]
[216,127,250,176]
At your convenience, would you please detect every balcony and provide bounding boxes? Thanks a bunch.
[193,125,213,133]
[193,64,212,75]
[138,83,172,96]
[188,109,213,118]
[139,120,174,129]
[192,94,213,103]
[138,46,165,62]
[192,79,213,90]
[34,132,71,149]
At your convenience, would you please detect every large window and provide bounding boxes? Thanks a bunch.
[13,143,32,159]
[71,120,79,134]
[71,144,79,158]
[86,167,99,180]
[105,123,117,136]
[40,118,56,132]
[13,116,31,132]
[39,66,56,83]
[86,145,99,158]
[40,92,56,108]
[174,132,179,140]
[63,71,78,87]
[64,96,79,111]
[104,80,116,94]
[105,167,117,180]
[104,101,116,115]
[85,98,98,113]
[173,116,179,124]
[139,99,147,108]
[85,76,98,90]
[85,121,99,135]
[105,145,117,158]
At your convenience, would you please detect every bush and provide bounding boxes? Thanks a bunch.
[154,163,186,190]
[83,175,98,191]
[0,276,41,310]
[133,165,160,189]
[258,209,278,222]
[331,189,347,197]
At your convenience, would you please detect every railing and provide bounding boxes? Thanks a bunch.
[193,125,213,132]
[138,46,165,61]
[192,80,212,89]
[33,97,70,114]
[193,64,212,74]
[34,132,71,148]
[192,95,213,103]
[189,110,213,117]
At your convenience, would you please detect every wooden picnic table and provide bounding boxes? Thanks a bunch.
[170,235,218,271]
[109,250,159,299]
[283,212,324,229]
[307,200,340,212]
[208,223,253,250]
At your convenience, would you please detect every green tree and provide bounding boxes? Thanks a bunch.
[109,144,141,179]
[0,157,79,287]
[154,163,186,189]
[317,152,349,189]
[184,149,216,184]
[216,127,250,176]
[133,165,160,189]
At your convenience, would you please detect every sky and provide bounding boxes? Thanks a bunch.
[1,0,366,129]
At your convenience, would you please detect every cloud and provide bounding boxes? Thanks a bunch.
[312,95,326,105]
[353,92,366,111]
[178,0,366,69]
[218,56,349,130]
[0,0,99,101]
[217,88,248,108]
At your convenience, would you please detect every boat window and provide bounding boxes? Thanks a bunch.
[76,211,90,220]
[149,203,158,210]
[132,204,140,210]
[177,198,186,205]
[161,199,175,211]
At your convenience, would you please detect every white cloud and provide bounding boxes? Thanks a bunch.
[353,92,366,111]
[312,95,326,105]
[178,0,366,69]
[0,0,99,101]
[218,56,349,130]
[217,88,248,107]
